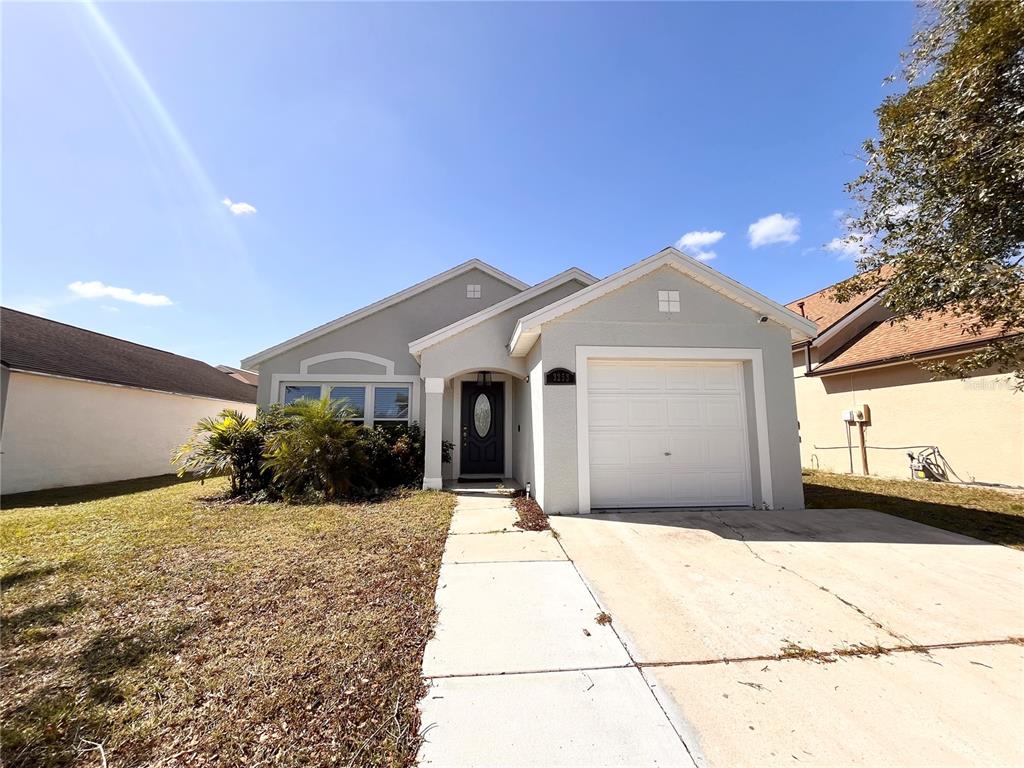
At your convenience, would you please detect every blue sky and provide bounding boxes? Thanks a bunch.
[2,1,916,366]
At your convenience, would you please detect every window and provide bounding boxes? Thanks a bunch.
[658,290,680,313]
[283,385,321,404]
[374,386,410,421]
[330,386,366,422]
[466,284,481,299]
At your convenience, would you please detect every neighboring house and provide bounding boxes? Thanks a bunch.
[0,308,257,495]
[217,364,260,387]
[788,277,1023,487]
[243,249,816,513]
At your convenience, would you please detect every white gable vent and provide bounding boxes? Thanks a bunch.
[467,284,481,299]
[658,290,680,313]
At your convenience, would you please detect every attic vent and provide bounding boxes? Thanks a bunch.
[658,290,680,313]
[467,284,481,299]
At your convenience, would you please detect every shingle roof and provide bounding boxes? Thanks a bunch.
[813,310,1011,375]
[786,268,889,337]
[1,307,256,403]
[217,365,260,387]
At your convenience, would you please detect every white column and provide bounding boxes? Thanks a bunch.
[422,377,445,490]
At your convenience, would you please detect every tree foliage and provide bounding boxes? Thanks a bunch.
[834,0,1024,386]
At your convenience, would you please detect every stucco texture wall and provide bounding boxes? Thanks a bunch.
[794,361,1024,487]
[1,372,257,494]
[535,265,804,514]
[254,267,521,407]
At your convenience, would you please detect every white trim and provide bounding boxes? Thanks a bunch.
[242,259,528,368]
[408,268,597,358]
[813,293,885,348]
[423,477,443,490]
[5,368,256,405]
[270,374,420,425]
[299,351,396,375]
[574,346,774,514]
[510,248,818,356]
[451,373,515,479]
[424,377,445,394]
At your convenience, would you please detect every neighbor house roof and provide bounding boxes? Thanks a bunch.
[508,248,818,356]
[785,267,890,339]
[217,365,260,386]
[1,307,257,403]
[241,259,529,369]
[812,310,1012,376]
[408,267,597,358]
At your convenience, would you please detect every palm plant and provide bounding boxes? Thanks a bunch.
[262,396,370,501]
[172,409,265,496]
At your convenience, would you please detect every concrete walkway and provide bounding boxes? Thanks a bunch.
[418,486,697,767]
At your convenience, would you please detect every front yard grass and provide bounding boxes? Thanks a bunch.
[1,477,456,767]
[803,469,1024,550]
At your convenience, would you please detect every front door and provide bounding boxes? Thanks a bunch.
[460,382,504,477]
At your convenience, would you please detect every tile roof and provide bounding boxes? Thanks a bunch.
[813,310,1011,375]
[1,307,257,403]
[786,269,888,336]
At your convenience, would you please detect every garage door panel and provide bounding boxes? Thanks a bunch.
[590,434,628,466]
[666,398,702,426]
[627,399,666,427]
[627,435,670,465]
[588,360,752,509]
[589,397,627,427]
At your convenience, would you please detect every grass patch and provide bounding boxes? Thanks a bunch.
[803,469,1024,550]
[1,478,455,767]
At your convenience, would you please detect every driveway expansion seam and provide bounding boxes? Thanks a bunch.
[549,526,702,768]
[635,636,1024,668]
[706,509,914,645]
[444,559,567,565]
[423,662,634,680]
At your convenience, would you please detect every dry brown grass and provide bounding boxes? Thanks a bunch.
[510,495,549,532]
[803,470,1024,550]
[1,477,455,767]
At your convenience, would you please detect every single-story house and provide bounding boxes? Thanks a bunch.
[1,307,257,495]
[788,277,1023,487]
[242,248,816,513]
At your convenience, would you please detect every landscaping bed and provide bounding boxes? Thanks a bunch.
[1,477,456,767]
[803,469,1024,550]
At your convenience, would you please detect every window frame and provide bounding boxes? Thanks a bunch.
[277,380,414,427]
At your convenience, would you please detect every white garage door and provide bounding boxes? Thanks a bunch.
[587,360,752,508]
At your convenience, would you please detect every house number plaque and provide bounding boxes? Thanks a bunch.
[544,368,576,385]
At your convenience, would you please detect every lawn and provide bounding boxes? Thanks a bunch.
[1,477,456,767]
[803,469,1024,550]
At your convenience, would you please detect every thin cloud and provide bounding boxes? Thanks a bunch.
[748,213,800,248]
[68,281,174,306]
[825,233,872,261]
[222,197,257,216]
[675,230,724,261]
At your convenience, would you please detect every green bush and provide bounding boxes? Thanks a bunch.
[172,408,285,497]
[262,397,370,501]
[363,422,453,490]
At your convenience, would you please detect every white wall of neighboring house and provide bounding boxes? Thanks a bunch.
[793,358,1024,488]
[1,371,256,495]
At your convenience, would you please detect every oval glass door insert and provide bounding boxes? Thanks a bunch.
[473,393,492,437]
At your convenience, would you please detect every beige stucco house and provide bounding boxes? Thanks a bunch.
[243,248,817,513]
[1,308,257,495]
[788,277,1023,488]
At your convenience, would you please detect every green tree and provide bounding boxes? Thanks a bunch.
[172,409,263,496]
[834,0,1024,386]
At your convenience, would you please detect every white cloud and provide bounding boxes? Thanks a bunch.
[221,197,257,216]
[747,213,800,248]
[675,230,724,261]
[824,232,872,261]
[68,281,174,306]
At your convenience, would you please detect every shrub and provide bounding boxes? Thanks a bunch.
[363,422,455,491]
[173,409,266,497]
[262,397,370,501]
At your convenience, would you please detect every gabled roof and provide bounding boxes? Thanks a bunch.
[811,311,1013,376]
[1,307,257,403]
[408,267,597,358]
[508,248,818,356]
[242,259,528,368]
[785,266,891,340]
[217,365,260,386]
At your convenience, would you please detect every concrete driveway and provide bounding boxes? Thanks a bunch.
[553,507,1024,767]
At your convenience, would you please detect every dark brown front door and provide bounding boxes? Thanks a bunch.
[460,382,504,476]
